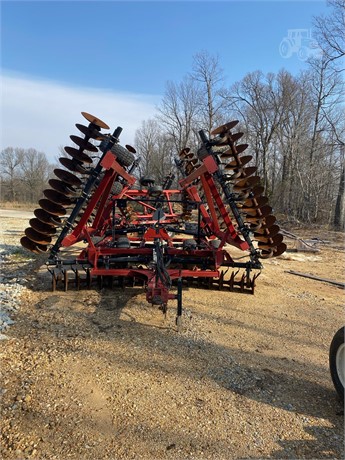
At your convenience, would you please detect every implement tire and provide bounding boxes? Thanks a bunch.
[329,327,345,400]
[111,144,135,167]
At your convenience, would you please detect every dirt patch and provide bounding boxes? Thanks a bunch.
[0,215,344,459]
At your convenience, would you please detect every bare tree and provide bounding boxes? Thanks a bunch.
[19,148,52,203]
[313,0,345,66]
[134,119,176,185]
[157,76,200,153]
[190,50,227,134]
[0,147,24,201]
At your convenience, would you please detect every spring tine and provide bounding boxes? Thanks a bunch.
[20,236,48,253]
[240,273,245,292]
[25,227,52,245]
[211,120,239,135]
[63,270,68,291]
[29,218,57,236]
[86,268,92,288]
[54,169,83,186]
[38,199,67,216]
[81,112,110,129]
[64,146,93,164]
[218,271,224,290]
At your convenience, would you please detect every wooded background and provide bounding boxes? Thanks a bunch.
[1,0,344,229]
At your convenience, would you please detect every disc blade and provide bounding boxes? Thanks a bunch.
[243,196,268,208]
[220,150,235,158]
[20,236,48,253]
[48,179,78,196]
[243,215,266,223]
[211,120,239,135]
[34,208,62,225]
[126,144,136,154]
[29,218,57,235]
[38,199,67,216]
[43,189,74,206]
[260,215,277,228]
[257,234,284,248]
[235,144,248,154]
[25,227,52,245]
[260,242,286,259]
[254,224,280,239]
[250,185,265,197]
[224,170,242,181]
[272,242,287,257]
[234,175,260,190]
[239,166,257,179]
[70,135,98,153]
[54,169,82,186]
[81,111,110,129]
[231,132,244,142]
[179,147,191,156]
[244,205,272,219]
[64,146,93,164]
[60,155,90,172]
[75,123,103,140]
[240,199,270,213]
[224,155,253,169]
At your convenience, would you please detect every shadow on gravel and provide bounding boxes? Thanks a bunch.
[11,283,344,459]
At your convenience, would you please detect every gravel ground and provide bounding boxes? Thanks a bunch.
[0,211,344,459]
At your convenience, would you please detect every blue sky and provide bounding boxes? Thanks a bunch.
[1,0,329,160]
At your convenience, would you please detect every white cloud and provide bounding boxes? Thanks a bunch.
[0,72,160,163]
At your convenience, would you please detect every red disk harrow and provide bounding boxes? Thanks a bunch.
[21,112,286,325]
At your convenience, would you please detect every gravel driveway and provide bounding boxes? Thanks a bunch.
[0,211,344,459]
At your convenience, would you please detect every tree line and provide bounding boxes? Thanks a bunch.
[1,0,344,229]
[134,0,345,229]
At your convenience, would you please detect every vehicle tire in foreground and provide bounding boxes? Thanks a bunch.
[329,326,345,400]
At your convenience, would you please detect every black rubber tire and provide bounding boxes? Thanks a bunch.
[183,239,197,250]
[148,185,163,196]
[111,181,123,195]
[140,176,155,187]
[111,144,135,167]
[329,327,344,400]
[116,236,130,249]
[197,145,209,160]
